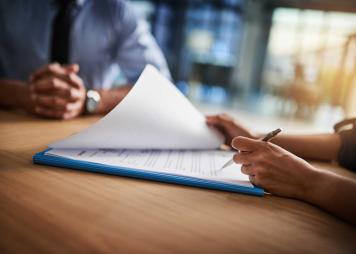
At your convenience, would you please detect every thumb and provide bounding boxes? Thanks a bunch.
[231,136,260,152]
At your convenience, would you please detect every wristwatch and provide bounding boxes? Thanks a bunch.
[85,90,101,114]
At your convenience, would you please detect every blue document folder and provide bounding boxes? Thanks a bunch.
[33,149,264,197]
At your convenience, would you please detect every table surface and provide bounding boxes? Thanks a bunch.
[1,110,355,254]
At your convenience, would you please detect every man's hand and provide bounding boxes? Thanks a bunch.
[206,114,259,147]
[29,63,86,119]
[231,136,318,199]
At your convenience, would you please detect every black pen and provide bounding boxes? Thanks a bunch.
[219,128,282,170]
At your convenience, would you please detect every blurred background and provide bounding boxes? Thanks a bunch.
[127,0,356,133]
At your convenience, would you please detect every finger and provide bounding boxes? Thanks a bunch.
[206,115,236,145]
[35,106,66,119]
[34,101,82,119]
[206,114,236,133]
[62,108,80,120]
[233,152,255,164]
[62,100,84,119]
[240,164,255,175]
[36,71,83,89]
[31,79,83,101]
[210,124,231,145]
[231,136,260,152]
[52,86,83,101]
[32,94,68,110]
[30,63,79,82]
[69,72,84,89]
[30,64,82,89]
[30,63,60,81]
[206,115,219,125]
[32,77,69,93]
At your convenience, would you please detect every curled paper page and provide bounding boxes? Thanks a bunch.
[50,65,224,149]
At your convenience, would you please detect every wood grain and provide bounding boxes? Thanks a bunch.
[0,110,355,254]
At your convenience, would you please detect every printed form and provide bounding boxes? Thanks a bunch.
[47,149,252,187]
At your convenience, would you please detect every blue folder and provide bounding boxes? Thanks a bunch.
[33,149,264,197]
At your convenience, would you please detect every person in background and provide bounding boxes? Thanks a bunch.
[0,0,170,119]
[207,114,356,224]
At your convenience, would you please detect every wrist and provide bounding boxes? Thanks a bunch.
[301,166,327,204]
[19,85,32,110]
[95,86,132,114]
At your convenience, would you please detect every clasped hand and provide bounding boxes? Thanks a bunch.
[27,63,86,119]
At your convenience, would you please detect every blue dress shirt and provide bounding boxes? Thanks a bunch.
[0,0,171,89]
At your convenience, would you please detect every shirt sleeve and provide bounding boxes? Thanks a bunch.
[337,120,356,172]
[110,0,171,84]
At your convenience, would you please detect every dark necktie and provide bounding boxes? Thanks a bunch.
[50,0,78,64]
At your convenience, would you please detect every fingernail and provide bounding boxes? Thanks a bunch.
[231,137,239,149]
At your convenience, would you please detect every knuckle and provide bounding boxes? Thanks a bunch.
[256,159,268,169]
[69,89,76,99]
[242,165,252,175]
[50,78,58,88]
[233,153,241,163]
[216,114,224,119]
[48,63,59,71]
[255,151,266,161]
[64,103,73,112]
[47,66,54,74]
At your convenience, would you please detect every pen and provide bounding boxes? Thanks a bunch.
[219,128,282,170]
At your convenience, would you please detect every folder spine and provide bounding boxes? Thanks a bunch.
[33,149,264,197]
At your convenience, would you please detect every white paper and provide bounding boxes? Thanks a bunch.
[50,65,223,149]
[46,148,253,188]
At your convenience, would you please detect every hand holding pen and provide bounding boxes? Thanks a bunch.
[219,128,282,171]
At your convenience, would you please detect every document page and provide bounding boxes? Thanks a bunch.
[46,148,253,188]
[50,65,223,150]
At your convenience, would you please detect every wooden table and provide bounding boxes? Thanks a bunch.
[1,110,355,253]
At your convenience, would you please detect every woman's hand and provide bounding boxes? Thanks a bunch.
[232,136,318,200]
[206,114,259,147]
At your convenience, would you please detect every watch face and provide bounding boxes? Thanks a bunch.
[86,90,100,113]
[86,97,97,113]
